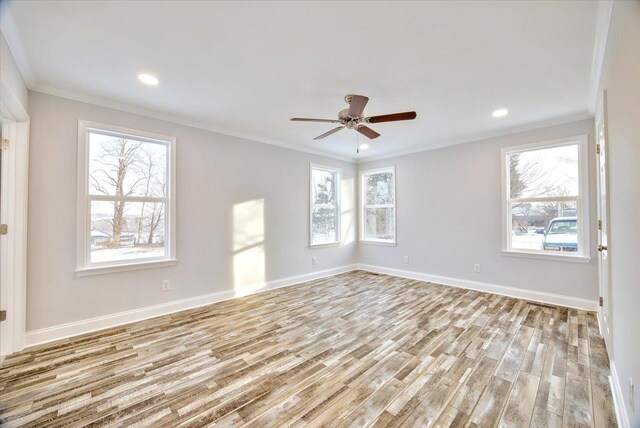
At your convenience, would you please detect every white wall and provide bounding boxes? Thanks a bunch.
[597,2,640,425]
[358,118,598,301]
[27,91,357,332]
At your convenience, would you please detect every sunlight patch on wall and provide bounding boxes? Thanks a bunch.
[233,199,266,297]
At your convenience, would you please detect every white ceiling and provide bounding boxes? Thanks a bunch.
[5,1,599,161]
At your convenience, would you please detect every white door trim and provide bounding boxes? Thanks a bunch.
[0,78,30,357]
[594,90,613,356]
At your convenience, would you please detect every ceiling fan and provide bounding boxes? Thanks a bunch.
[291,94,417,140]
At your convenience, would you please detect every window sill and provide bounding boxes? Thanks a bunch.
[76,259,178,277]
[310,242,342,249]
[501,250,590,264]
[359,240,397,247]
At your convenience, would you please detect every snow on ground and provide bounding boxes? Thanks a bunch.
[511,234,544,250]
[91,246,165,263]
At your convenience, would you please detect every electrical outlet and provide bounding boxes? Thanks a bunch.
[161,279,171,292]
[473,264,481,273]
[311,257,317,265]
[403,256,409,264]
[630,377,635,411]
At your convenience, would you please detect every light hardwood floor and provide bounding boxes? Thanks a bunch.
[0,271,617,427]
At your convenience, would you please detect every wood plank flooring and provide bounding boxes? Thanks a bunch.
[0,271,618,427]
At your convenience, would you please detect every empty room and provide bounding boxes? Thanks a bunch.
[0,1,638,427]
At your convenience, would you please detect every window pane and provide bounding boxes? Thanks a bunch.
[312,169,337,205]
[312,206,337,244]
[311,167,339,244]
[365,207,394,241]
[89,132,168,198]
[511,201,578,252]
[366,172,394,205]
[90,200,166,263]
[509,144,579,199]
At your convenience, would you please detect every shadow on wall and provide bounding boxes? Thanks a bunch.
[233,199,266,297]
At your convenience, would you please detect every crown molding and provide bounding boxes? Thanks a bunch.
[0,5,36,88]
[5,0,603,164]
[33,83,595,166]
[588,0,613,114]
[31,84,356,163]
[355,111,593,163]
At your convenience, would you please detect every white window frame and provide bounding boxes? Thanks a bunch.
[76,120,177,276]
[310,164,341,247]
[501,135,590,263]
[360,166,396,246]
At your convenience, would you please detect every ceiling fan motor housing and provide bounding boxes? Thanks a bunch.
[339,109,365,128]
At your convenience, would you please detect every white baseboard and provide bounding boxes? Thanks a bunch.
[25,263,599,348]
[610,361,631,428]
[25,264,357,348]
[356,264,598,311]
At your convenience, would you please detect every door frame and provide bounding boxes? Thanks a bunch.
[595,90,613,355]
[0,78,29,358]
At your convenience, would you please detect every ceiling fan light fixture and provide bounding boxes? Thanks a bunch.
[492,108,509,118]
[359,143,369,150]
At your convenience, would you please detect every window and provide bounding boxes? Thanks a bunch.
[77,121,176,274]
[360,166,396,244]
[310,164,341,246]
[502,136,589,261]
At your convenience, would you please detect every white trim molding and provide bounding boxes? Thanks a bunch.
[76,120,177,274]
[588,0,613,114]
[25,264,601,349]
[610,362,631,428]
[356,112,594,163]
[310,163,342,247]
[500,135,591,262]
[26,264,358,347]
[0,7,37,88]
[356,264,598,311]
[0,79,30,357]
[359,166,397,245]
[33,85,356,163]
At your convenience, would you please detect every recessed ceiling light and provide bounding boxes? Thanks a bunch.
[492,108,509,118]
[138,73,159,86]
[359,143,369,150]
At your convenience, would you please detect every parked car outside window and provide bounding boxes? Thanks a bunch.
[543,217,578,252]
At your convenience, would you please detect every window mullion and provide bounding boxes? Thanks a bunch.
[509,196,578,204]
[88,195,167,203]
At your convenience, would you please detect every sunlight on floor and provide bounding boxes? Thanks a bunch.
[233,199,266,297]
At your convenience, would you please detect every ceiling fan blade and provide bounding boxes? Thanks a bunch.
[348,95,369,118]
[291,118,341,123]
[314,126,344,140]
[357,126,380,139]
[367,111,417,123]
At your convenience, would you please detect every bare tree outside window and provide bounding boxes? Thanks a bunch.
[88,131,168,264]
